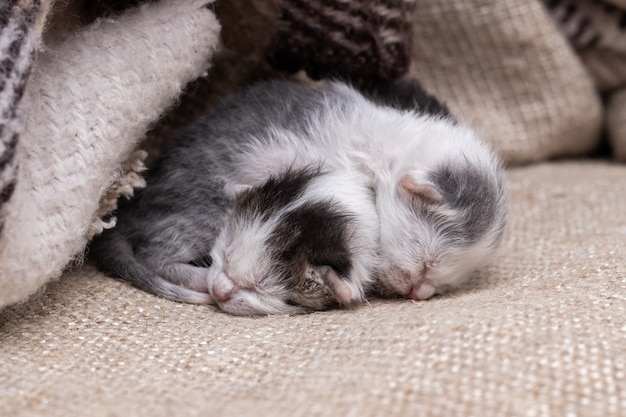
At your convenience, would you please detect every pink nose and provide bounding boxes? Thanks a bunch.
[409,280,436,300]
[211,275,235,303]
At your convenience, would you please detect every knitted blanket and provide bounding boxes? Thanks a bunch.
[266,0,417,84]
[0,1,52,235]
[0,0,220,309]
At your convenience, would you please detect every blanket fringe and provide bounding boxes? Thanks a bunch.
[87,149,148,240]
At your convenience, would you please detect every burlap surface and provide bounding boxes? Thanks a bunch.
[1,161,625,416]
[409,0,602,164]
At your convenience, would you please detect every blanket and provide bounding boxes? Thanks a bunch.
[543,0,626,160]
[0,0,52,234]
[0,0,220,309]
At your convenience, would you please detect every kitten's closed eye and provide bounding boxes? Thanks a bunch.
[286,298,306,307]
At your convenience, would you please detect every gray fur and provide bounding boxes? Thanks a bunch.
[429,163,506,247]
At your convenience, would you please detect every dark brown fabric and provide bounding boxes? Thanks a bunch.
[266,0,417,84]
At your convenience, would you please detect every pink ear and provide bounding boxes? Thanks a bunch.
[399,173,443,204]
[314,265,356,305]
[332,278,356,305]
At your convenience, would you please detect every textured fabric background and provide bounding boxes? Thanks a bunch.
[0,0,53,235]
[1,161,625,417]
[409,0,602,164]
[542,0,626,162]
[608,88,626,161]
[266,0,417,83]
[545,0,626,91]
[0,0,221,309]
[142,0,607,167]
[604,0,626,7]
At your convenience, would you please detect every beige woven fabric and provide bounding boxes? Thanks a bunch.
[1,161,625,416]
[608,88,626,162]
[409,0,603,165]
[579,49,626,91]
[139,0,283,167]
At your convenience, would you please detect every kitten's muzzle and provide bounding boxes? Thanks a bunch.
[384,264,436,300]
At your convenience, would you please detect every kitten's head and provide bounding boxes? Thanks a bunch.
[207,167,379,316]
[375,120,507,300]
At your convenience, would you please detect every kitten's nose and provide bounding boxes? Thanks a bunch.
[211,274,235,303]
[409,279,435,300]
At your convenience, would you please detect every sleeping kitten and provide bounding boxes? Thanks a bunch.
[90,77,506,315]
[206,166,380,315]
[363,80,507,300]
[90,111,381,315]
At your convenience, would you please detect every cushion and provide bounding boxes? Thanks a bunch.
[1,161,624,416]
[608,88,626,161]
[408,0,603,164]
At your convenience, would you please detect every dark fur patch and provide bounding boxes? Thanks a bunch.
[360,78,453,119]
[0,176,16,204]
[268,200,353,310]
[189,254,213,268]
[429,164,500,245]
[234,167,321,222]
[0,133,18,171]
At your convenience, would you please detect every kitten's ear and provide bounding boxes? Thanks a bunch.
[313,265,357,305]
[399,171,443,204]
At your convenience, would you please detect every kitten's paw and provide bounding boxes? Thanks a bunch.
[210,273,236,303]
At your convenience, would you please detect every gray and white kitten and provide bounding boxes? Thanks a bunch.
[207,166,380,315]
[89,80,384,315]
[90,162,380,316]
[90,78,506,315]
